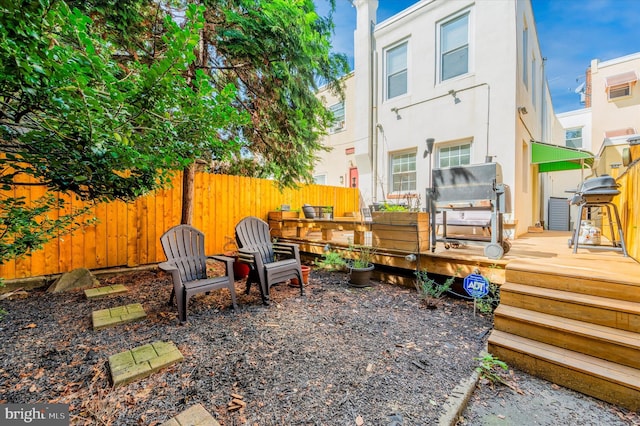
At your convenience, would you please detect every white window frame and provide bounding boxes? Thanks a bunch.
[313,174,327,185]
[385,41,408,100]
[389,150,417,193]
[329,101,345,133]
[437,142,471,168]
[565,128,583,149]
[608,83,631,100]
[438,10,472,83]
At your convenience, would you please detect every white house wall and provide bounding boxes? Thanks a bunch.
[589,53,640,176]
[315,73,357,188]
[354,0,549,236]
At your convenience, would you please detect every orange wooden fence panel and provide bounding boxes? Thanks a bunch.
[614,161,640,261]
[0,173,360,280]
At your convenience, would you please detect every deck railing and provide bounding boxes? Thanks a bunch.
[0,172,360,280]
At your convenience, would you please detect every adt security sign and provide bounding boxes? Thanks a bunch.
[463,273,489,298]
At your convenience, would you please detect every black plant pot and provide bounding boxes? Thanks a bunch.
[348,264,374,287]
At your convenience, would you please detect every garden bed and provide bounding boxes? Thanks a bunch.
[0,268,492,425]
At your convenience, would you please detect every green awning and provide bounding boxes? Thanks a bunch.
[531,140,594,173]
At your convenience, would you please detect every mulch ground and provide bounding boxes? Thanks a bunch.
[0,267,493,425]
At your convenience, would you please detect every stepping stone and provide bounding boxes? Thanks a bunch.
[109,340,183,387]
[92,303,146,330]
[160,403,220,426]
[84,284,128,299]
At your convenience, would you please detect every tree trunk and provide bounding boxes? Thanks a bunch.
[181,164,195,225]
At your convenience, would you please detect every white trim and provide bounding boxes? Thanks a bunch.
[436,7,474,84]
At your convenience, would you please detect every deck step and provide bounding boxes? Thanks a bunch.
[500,282,640,332]
[488,329,640,411]
[505,260,640,302]
[494,305,640,369]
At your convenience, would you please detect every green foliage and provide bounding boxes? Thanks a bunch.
[475,353,508,385]
[314,250,347,272]
[379,203,409,212]
[414,269,458,306]
[322,206,333,214]
[0,0,347,262]
[0,2,245,202]
[0,194,95,264]
[203,0,350,187]
[0,1,246,261]
[347,245,375,269]
[476,282,501,314]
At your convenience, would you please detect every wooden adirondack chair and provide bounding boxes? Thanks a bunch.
[235,216,304,305]
[159,224,238,323]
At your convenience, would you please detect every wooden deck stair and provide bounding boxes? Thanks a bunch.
[488,259,640,411]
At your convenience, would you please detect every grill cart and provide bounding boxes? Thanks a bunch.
[429,163,510,259]
[568,175,628,256]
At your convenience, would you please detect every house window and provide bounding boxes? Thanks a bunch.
[438,143,471,168]
[329,101,345,133]
[386,42,408,99]
[522,26,528,88]
[390,151,416,192]
[605,71,637,100]
[440,13,469,81]
[565,128,583,149]
[608,84,631,100]
[313,174,327,185]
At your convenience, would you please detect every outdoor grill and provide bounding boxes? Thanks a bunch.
[569,175,628,256]
[429,162,509,259]
[570,174,620,205]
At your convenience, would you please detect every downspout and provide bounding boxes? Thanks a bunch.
[371,28,378,203]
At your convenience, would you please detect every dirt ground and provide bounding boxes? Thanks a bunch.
[1,268,638,425]
[0,268,492,425]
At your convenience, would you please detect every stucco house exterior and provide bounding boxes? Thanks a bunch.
[587,53,640,177]
[554,52,640,229]
[315,0,569,238]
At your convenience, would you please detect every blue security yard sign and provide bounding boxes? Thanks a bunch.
[463,273,489,298]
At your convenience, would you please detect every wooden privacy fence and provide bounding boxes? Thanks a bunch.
[614,159,640,261]
[0,172,360,280]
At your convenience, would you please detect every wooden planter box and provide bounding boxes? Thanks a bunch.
[371,211,430,252]
[268,211,300,238]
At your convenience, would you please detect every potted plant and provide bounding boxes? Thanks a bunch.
[347,244,375,287]
[322,206,333,219]
[371,202,429,252]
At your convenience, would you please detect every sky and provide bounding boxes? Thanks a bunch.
[315,0,640,114]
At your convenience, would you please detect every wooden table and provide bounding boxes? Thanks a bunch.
[275,217,371,244]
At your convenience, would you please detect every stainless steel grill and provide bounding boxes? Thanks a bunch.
[569,175,627,256]
[570,174,620,205]
[429,163,510,259]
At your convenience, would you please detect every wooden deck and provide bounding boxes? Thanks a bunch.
[281,229,640,287]
[279,228,640,410]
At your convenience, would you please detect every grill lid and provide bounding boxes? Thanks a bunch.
[578,175,618,193]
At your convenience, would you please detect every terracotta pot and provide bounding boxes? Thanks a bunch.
[291,265,311,286]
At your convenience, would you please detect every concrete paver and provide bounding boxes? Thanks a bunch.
[109,341,183,387]
[84,284,128,299]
